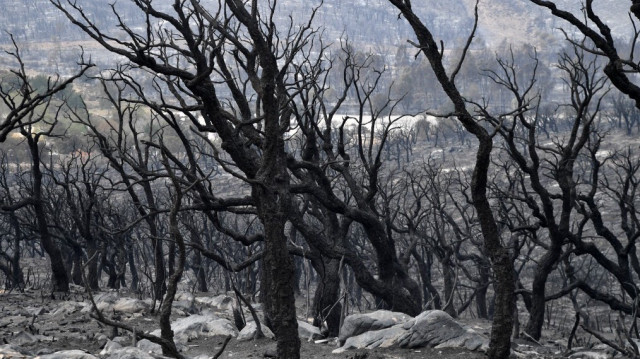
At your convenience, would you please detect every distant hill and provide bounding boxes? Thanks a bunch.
[0,0,630,47]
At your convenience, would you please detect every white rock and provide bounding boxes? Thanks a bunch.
[12,331,39,345]
[297,320,323,340]
[334,310,489,353]
[104,347,156,359]
[100,340,123,355]
[35,349,98,359]
[338,310,413,344]
[237,321,275,341]
[194,295,234,311]
[0,344,27,357]
[336,325,406,352]
[50,301,85,316]
[173,300,196,314]
[175,292,195,302]
[136,339,162,354]
[149,314,238,344]
[112,298,149,313]
[568,351,613,359]
[24,306,46,316]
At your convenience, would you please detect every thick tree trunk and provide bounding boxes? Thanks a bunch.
[385,2,517,356]
[27,136,69,292]
[524,244,562,340]
[474,139,515,359]
[257,189,300,359]
[363,225,422,316]
[311,257,342,337]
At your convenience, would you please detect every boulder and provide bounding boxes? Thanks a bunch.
[237,321,275,341]
[104,347,157,359]
[100,340,123,356]
[149,314,238,344]
[396,310,479,349]
[82,294,148,314]
[23,306,46,316]
[172,300,197,314]
[567,351,612,359]
[337,325,407,352]
[194,295,234,311]
[12,331,39,346]
[334,310,488,354]
[0,344,28,357]
[50,301,86,316]
[35,349,98,359]
[338,310,413,344]
[297,320,323,340]
[136,339,162,354]
[174,292,195,302]
[112,298,149,314]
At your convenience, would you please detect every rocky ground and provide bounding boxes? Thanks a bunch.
[0,287,621,358]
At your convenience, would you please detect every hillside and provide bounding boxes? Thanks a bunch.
[0,0,630,55]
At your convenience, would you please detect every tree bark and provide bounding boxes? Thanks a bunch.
[26,134,69,292]
[311,256,342,337]
[524,242,562,340]
[385,2,516,356]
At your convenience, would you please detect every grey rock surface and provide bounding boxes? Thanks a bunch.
[34,349,98,359]
[136,339,162,354]
[297,320,323,340]
[338,310,413,345]
[0,344,28,357]
[149,314,238,344]
[194,295,234,311]
[103,347,157,359]
[335,310,488,354]
[237,321,275,341]
[99,340,124,355]
[111,298,149,314]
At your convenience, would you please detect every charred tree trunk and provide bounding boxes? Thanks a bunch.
[192,251,208,293]
[386,2,516,356]
[26,134,69,292]
[476,261,490,319]
[442,258,457,317]
[311,256,342,337]
[524,242,562,340]
[413,249,442,310]
[363,224,422,316]
[70,245,84,286]
[127,243,138,292]
[256,187,299,358]
[9,215,25,290]
[250,35,300,356]
[86,237,100,290]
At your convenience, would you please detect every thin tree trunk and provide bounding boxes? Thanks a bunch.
[524,243,562,340]
[442,259,457,317]
[86,238,100,290]
[127,243,138,292]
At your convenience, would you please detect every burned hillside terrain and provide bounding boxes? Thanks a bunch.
[2,1,640,359]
